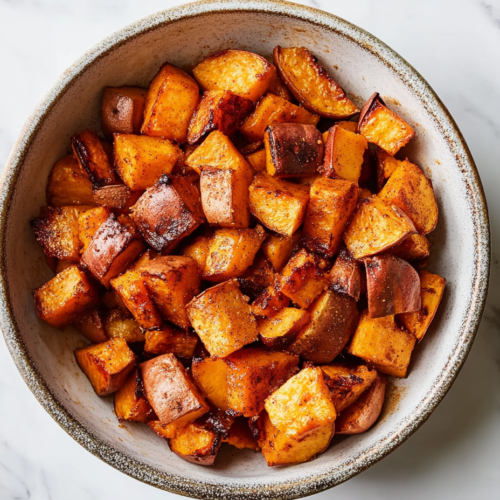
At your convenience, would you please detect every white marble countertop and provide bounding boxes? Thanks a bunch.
[0,0,499,498]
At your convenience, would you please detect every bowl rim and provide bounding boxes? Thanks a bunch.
[0,0,490,498]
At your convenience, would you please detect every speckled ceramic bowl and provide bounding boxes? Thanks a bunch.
[0,0,490,498]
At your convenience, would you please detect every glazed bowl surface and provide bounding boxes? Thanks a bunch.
[0,1,490,498]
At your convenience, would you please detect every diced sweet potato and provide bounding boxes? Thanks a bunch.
[274,46,358,119]
[224,417,260,450]
[374,149,404,191]
[180,235,210,274]
[131,175,204,253]
[225,348,299,417]
[104,308,144,343]
[140,353,209,426]
[258,307,310,348]
[249,173,310,236]
[343,196,417,259]
[387,234,430,261]
[237,254,275,299]
[148,420,180,439]
[193,49,276,102]
[240,94,319,143]
[378,160,439,234]
[75,338,136,396]
[328,247,362,300]
[192,356,230,411]
[302,178,359,257]
[46,155,95,207]
[114,367,155,423]
[267,73,293,101]
[78,206,112,251]
[186,280,258,357]
[348,311,416,377]
[141,63,199,143]
[264,123,323,178]
[187,90,253,144]
[245,149,266,173]
[358,93,414,156]
[101,86,147,139]
[73,307,108,344]
[289,290,358,363]
[365,254,421,318]
[34,265,99,329]
[261,231,301,272]
[323,122,358,141]
[251,282,290,319]
[398,270,446,341]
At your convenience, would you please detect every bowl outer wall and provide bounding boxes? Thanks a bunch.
[0,1,490,499]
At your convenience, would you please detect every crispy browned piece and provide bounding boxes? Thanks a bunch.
[386,233,430,261]
[187,90,253,144]
[264,123,324,178]
[78,206,111,251]
[130,175,204,252]
[365,254,421,318]
[73,307,108,343]
[92,184,131,210]
[141,63,199,143]
[114,367,155,423]
[374,149,404,191]
[101,86,147,139]
[140,353,209,426]
[225,348,299,417]
[193,49,276,102]
[251,282,290,318]
[104,308,144,343]
[224,417,260,450]
[274,46,359,119]
[302,178,359,257]
[328,247,362,300]
[144,327,199,359]
[358,93,414,156]
[192,356,230,411]
[237,254,275,299]
[261,230,301,272]
[46,155,95,207]
[258,307,310,348]
[75,338,136,396]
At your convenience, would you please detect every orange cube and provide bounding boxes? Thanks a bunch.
[114,368,155,423]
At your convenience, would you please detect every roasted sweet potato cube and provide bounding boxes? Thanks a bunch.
[148,420,180,439]
[46,155,95,206]
[386,233,430,261]
[398,270,446,342]
[323,122,358,141]
[202,226,266,282]
[141,63,199,143]
[251,282,290,319]
[104,308,144,343]
[358,93,415,156]
[141,353,209,425]
[78,206,112,251]
[321,125,368,183]
[245,149,266,173]
[237,254,275,299]
[131,175,204,252]
[289,290,358,363]
[186,280,258,357]
[302,178,359,257]
[379,160,439,234]
[336,373,386,434]
[343,196,417,259]
[274,46,359,119]
[321,364,378,412]
[193,49,276,102]
[328,247,362,300]
[267,73,293,101]
[225,348,299,417]
[374,149,404,191]
[192,356,230,411]
[258,307,310,348]
[187,90,253,145]
[73,307,108,344]
[240,94,319,143]
[224,417,260,450]
[92,184,131,210]
[264,123,323,178]
[101,86,147,139]
[144,327,198,359]
[72,130,118,186]
[75,338,136,396]
[279,249,327,309]
[249,173,309,236]
[261,231,301,272]
[348,312,416,377]
[114,367,155,423]
[180,235,210,274]
[365,254,421,318]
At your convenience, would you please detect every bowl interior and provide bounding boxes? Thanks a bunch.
[0,3,488,498]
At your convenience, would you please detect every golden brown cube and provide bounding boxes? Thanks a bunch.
[104,308,144,343]
[144,327,199,359]
[237,254,275,299]
[180,235,210,274]
[386,233,430,261]
[328,247,362,301]
[192,356,230,411]
[258,307,310,348]
[267,73,293,101]
[261,230,301,272]
[251,282,290,319]
[78,206,112,251]
[114,367,155,423]
[374,148,404,191]
[73,307,108,344]
[245,149,266,173]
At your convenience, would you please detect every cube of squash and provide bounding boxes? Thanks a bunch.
[186,280,258,357]
[386,233,430,261]
[398,270,446,342]
[258,307,310,348]
[193,49,276,102]
[73,307,108,344]
[46,155,95,206]
[251,282,290,318]
[202,226,266,282]
[75,338,136,396]
[141,63,199,143]
[237,254,275,299]
[374,149,404,191]
[180,235,210,274]
[140,353,209,425]
[289,290,358,363]
[148,420,180,440]
[114,134,184,191]
[78,206,112,251]
[114,367,155,423]
[192,356,230,411]
[226,348,299,417]
[358,93,415,156]
[343,196,417,259]
[249,173,310,236]
[240,94,319,143]
[187,90,253,144]
[34,265,99,329]
[144,327,199,359]
[348,311,416,377]
[302,178,359,257]
[224,417,260,450]
[101,86,147,139]
[321,125,368,183]
[131,175,204,252]
[378,160,439,234]
[261,231,301,272]
[245,149,266,173]
[104,308,144,343]
[328,247,362,300]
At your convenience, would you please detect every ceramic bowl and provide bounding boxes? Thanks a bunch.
[0,1,490,498]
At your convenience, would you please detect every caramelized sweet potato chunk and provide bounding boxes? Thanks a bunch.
[78,206,112,251]
[148,419,181,440]
[386,233,430,261]
[245,149,266,173]
[104,308,144,343]
[224,417,260,450]
[114,367,155,423]
[261,230,301,272]
[251,282,290,318]
[237,254,275,299]
[92,184,131,210]
[328,247,362,300]
[267,73,293,101]
[73,307,108,343]
[144,327,198,359]
[258,307,310,348]
[180,235,210,273]
[192,356,230,411]
[374,149,404,191]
